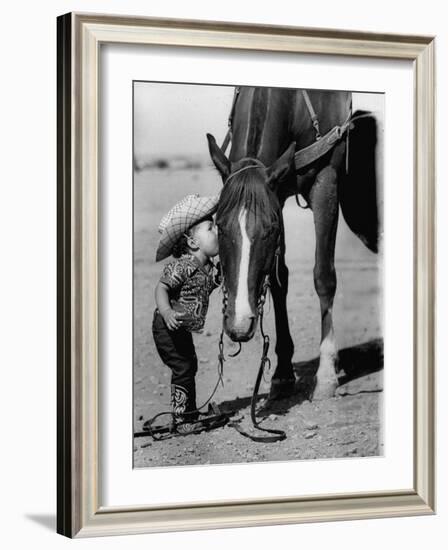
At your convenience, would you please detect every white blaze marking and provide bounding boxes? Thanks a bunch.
[234,208,252,325]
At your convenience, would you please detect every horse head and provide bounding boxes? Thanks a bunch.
[207,133,296,342]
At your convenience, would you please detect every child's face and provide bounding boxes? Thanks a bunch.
[190,218,219,258]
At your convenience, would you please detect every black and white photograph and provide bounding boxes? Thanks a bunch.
[2,0,443,543]
[132,82,384,468]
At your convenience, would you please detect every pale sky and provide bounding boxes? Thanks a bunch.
[133,81,383,160]
[134,82,234,160]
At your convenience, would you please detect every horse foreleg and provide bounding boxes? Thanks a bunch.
[268,252,295,400]
[310,164,339,400]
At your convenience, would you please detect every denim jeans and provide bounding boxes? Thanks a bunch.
[152,309,198,418]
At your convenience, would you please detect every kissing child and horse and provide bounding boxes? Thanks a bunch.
[139,86,379,441]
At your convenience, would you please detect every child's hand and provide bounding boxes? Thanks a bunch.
[161,308,181,331]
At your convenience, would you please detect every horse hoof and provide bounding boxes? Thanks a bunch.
[268,378,296,401]
[312,380,338,401]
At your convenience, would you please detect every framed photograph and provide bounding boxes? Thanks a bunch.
[57,12,435,537]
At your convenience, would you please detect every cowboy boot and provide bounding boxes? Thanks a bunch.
[170,384,228,435]
[170,384,199,429]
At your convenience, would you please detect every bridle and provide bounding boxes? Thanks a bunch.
[208,91,289,442]
[217,248,287,443]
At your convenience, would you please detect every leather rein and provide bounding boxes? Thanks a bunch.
[217,91,288,442]
[218,255,287,443]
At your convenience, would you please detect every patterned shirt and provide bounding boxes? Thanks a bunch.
[158,253,222,333]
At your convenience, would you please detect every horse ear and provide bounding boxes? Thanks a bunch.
[207,133,231,183]
[267,142,296,189]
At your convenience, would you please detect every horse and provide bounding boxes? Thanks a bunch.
[206,86,379,400]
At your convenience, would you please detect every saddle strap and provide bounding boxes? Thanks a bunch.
[294,120,350,171]
[302,90,321,140]
[221,129,232,154]
[221,86,241,154]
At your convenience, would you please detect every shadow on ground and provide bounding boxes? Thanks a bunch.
[25,514,56,532]
[218,338,383,419]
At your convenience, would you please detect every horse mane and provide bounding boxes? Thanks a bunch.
[216,159,280,226]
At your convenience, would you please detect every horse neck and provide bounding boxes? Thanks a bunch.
[230,87,294,165]
[290,90,352,147]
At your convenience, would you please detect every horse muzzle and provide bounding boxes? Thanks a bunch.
[224,312,257,342]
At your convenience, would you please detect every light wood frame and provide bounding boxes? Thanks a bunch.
[57,12,436,538]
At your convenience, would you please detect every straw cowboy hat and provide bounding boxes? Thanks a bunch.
[156,193,220,262]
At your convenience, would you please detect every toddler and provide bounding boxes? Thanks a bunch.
[152,194,222,434]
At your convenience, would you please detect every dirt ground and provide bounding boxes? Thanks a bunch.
[133,167,383,468]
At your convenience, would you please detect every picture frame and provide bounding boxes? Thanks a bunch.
[57,12,435,538]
